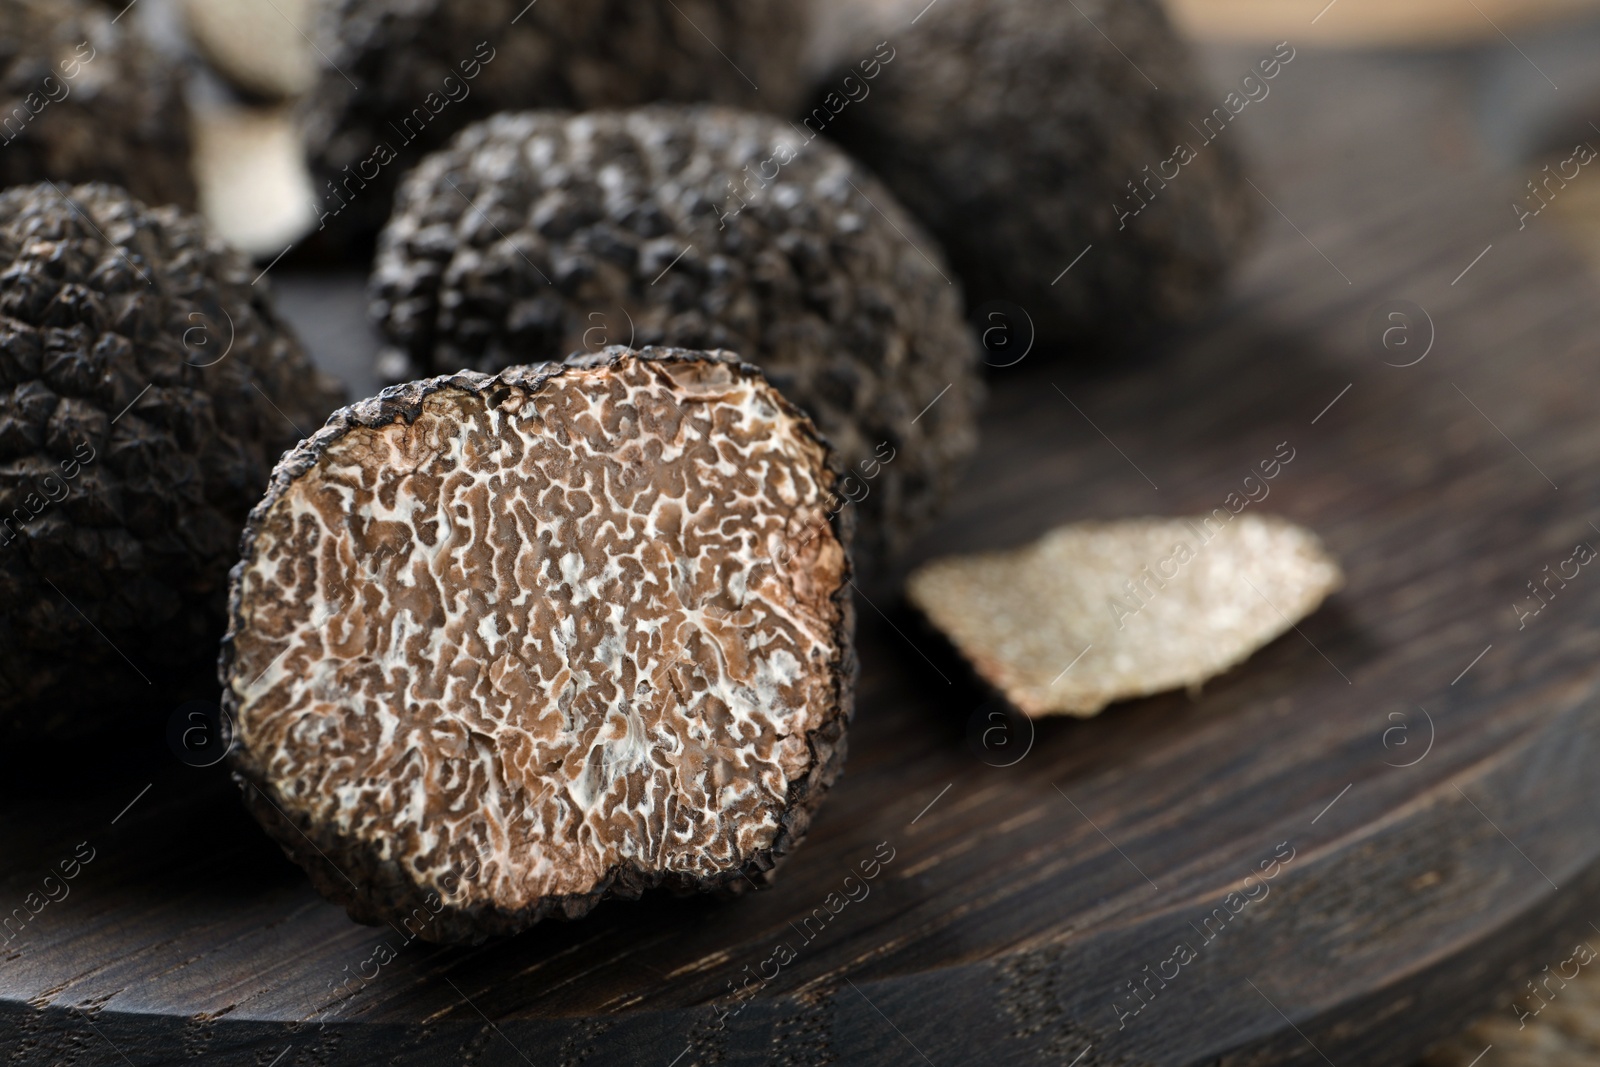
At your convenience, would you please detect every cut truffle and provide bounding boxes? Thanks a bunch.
[0,0,196,210]
[0,182,345,737]
[221,347,857,942]
[371,105,980,578]
[819,0,1258,349]
[303,0,811,242]
[907,515,1342,716]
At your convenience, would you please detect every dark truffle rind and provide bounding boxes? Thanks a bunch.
[0,183,345,736]
[821,0,1258,348]
[371,105,980,576]
[0,0,196,210]
[304,0,810,241]
[221,346,858,943]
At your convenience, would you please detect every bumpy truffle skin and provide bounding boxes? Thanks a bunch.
[822,0,1257,348]
[0,183,345,735]
[0,0,196,210]
[221,347,857,943]
[371,105,979,576]
[304,0,810,241]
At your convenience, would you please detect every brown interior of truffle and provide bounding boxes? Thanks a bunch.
[228,358,846,910]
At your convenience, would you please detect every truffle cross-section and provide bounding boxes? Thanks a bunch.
[221,347,856,942]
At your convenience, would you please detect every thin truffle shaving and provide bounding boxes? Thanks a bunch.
[227,355,847,918]
[908,515,1342,717]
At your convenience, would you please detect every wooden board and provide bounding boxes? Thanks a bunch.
[6,45,1600,1067]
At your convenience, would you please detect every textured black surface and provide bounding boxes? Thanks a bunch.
[370,105,982,579]
[0,0,196,210]
[303,0,809,244]
[0,183,343,734]
[822,0,1258,349]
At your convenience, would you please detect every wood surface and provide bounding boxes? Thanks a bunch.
[5,44,1600,1067]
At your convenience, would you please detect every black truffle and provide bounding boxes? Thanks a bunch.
[821,0,1258,349]
[0,0,196,210]
[221,347,856,942]
[371,105,980,576]
[303,0,811,242]
[0,183,344,737]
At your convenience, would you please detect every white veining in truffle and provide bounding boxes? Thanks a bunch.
[229,358,846,910]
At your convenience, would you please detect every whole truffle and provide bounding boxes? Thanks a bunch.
[821,0,1258,348]
[221,347,856,943]
[371,105,980,575]
[304,0,811,241]
[0,0,196,210]
[0,183,344,736]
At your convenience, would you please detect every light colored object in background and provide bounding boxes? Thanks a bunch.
[192,104,318,258]
[1546,172,1600,277]
[1423,944,1600,1065]
[1167,0,1600,46]
[802,0,922,83]
[181,0,315,99]
[908,515,1342,717]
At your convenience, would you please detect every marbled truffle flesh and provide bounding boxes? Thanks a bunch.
[0,0,196,209]
[821,0,1257,349]
[371,105,980,577]
[0,183,343,736]
[221,347,856,942]
[304,0,811,241]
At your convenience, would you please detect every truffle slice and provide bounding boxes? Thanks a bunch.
[819,0,1257,349]
[0,0,196,209]
[0,182,344,737]
[371,105,981,580]
[907,515,1342,717]
[222,347,857,942]
[303,0,812,241]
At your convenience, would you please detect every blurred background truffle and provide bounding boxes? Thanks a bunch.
[0,0,195,210]
[817,0,1258,354]
[298,0,813,246]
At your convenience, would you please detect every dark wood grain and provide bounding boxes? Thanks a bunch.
[6,44,1600,1067]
